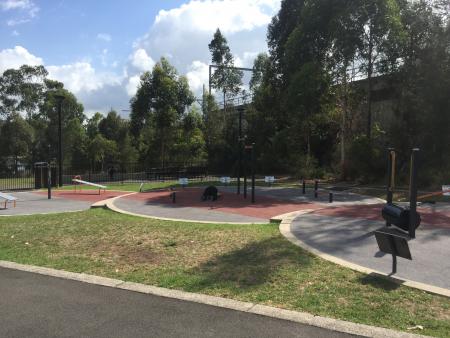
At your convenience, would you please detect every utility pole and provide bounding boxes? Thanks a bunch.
[55,95,65,187]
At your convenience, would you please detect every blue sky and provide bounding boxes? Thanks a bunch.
[0,0,281,116]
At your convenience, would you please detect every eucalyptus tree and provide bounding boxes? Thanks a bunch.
[356,0,405,138]
[208,29,243,107]
[129,57,195,166]
[0,65,48,119]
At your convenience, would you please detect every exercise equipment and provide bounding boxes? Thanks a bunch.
[375,148,421,275]
[381,148,421,237]
[72,176,107,195]
[0,192,17,209]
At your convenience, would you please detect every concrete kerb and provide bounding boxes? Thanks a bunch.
[101,192,268,225]
[278,211,450,299]
[0,260,429,338]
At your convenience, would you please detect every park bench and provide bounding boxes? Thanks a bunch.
[72,178,107,195]
[0,192,17,209]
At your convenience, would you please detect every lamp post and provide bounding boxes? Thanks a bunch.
[237,105,244,195]
[54,94,65,187]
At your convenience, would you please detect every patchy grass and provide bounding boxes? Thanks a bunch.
[0,209,449,337]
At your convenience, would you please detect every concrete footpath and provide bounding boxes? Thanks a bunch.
[290,213,450,291]
[0,267,359,338]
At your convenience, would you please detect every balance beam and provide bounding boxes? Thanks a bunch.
[72,179,107,195]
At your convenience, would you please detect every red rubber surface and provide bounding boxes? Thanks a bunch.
[126,188,323,219]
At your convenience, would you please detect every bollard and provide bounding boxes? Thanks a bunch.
[171,192,176,203]
[314,180,318,198]
[302,180,306,194]
[329,192,333,203]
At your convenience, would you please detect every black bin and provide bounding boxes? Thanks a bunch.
[381,203,421,232]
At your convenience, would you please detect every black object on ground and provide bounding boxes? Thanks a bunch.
[202,186,219,201]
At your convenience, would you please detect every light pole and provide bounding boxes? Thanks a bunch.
[237,105,244,195]
[55,94,65,187]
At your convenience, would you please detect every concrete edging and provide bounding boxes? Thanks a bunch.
[0,260,428,338]
[278,211,450,298]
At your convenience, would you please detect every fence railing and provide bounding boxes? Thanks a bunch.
[0,165,35,191]
[0,163,209,191]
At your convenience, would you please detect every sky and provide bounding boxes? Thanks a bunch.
[0,0,281,117]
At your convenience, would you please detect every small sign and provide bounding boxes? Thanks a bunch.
[265,176,275,184]
[220,177,231,184]
[443,185,450,196]
[179,178,189,186]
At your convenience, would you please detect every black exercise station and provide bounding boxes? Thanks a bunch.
[374,148,421,274]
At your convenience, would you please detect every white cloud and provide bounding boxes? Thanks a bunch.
[1,0,39,26]
[11,29,19,36]
[154,0,278,34]
[126,75,141,96]
[47,62,121,94]
[130,48,155,72]
[0,45,43,72]
[97,33,112,42]
[0,0,36,12]
[186,60,209,92]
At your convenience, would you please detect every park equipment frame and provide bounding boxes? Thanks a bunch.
[375,148,421,274]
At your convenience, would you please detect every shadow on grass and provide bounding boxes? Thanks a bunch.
[186,236,312,291]
[358,272,401,291]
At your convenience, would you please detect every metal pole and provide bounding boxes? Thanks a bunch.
[314,180,318,198]
[55,95,64,187]
[302,180,306,194]
[237,106,243,195]
[386,148,395,205]
[243,148,247,199]
[47,163,51,200]
[386,148,395,227]
[251,144,255,203]
[389,236,397,274]
[409,148,419,239]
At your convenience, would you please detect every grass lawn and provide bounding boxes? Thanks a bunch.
[0,209,449,336]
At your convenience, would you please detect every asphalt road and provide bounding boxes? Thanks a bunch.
[0,267,360,338]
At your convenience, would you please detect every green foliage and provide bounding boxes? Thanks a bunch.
[209,28,243,100]
[347,135,384,182]
[0,112,34,164]
[129,57,198,166]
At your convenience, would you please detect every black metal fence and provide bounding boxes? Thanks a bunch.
[0,164,35,191]
[0,162,208,191]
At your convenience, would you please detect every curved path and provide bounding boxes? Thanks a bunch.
[288,204,450,292]
[0,190,128,216]
[111,187,382,224]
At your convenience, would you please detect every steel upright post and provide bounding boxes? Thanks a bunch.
[409,148,419,238]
